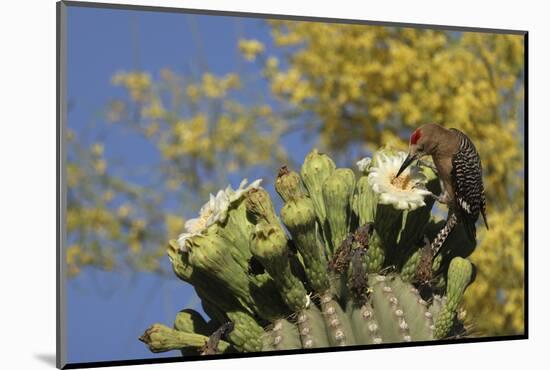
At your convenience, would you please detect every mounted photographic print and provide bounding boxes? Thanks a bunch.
[57,1,527,368]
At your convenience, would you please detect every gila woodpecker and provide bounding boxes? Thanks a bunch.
[395,123,489,257]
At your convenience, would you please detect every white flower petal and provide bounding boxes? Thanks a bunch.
[248,178,263,189]
[357,157,372,173]
[184,218,202,233]
[177,178,264,245]
[177,232,193,251]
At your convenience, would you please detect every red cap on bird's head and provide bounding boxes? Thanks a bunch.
[410,128,422,145]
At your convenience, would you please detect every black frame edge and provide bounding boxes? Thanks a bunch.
[61,0,527,35]
[62,334,527,369]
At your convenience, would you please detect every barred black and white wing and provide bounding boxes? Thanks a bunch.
[450,129,489,241]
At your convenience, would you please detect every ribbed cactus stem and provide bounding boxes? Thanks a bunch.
[251,222,309,312]
[434,257,473,339]
[320,292,356,346]
[322,168,355,254]
[295,305,331,349]
[139,323,230,353]
[348,301,383,344]
[266,319,302,350]
[275,165,307,202]
[389,277,434,340]
[369,275,413,342]
[281,197,330,292]
[300,149,336,226]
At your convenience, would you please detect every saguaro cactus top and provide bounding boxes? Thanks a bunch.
[140,149,476,356]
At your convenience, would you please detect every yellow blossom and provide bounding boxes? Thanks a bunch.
[239,39,265,61]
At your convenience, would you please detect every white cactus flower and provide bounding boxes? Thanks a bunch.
[177,178,262,250]
[367,151,431,210]
[356,156,372,173]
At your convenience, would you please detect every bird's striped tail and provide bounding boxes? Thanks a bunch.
[430,213,458,256]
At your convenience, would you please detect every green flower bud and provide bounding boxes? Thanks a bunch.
[246,188,279,225]
[281,197,330,292]
[252,222,288,259]
[400,248,421,283]
[251,222,309,311]
[446,257,473,306]
[322,168,355,254]
[275,165,307,202]
[174,309,211,335]
[280,197,316,233]
[434,257,473,339]
[336,168,356,198]
[140,323,229,353]
[356,176,377,225]
[300,149,336,225]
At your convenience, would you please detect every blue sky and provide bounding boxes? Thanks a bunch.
[66,4,315,364]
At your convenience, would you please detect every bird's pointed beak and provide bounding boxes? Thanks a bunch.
[395,153,416,178]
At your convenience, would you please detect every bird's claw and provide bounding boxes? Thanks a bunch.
[426,191,448,205]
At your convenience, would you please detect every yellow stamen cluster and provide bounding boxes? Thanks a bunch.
[390,172,413,191]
